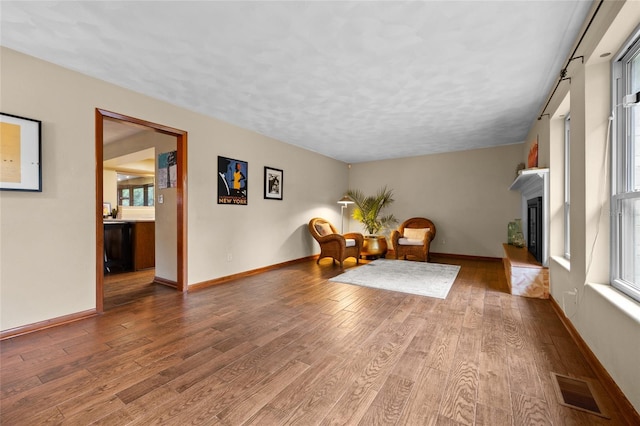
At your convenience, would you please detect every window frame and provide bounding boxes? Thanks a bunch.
[611,30,640,302]
[564,115,571,260]
[118,183,155,207]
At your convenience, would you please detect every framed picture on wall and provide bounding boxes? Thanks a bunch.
[217,156,248,205]
[264,166,283,200]
[0,112,42,191]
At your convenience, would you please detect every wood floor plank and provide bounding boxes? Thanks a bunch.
[357,373,414,425]
[507,346,546,400]
[57,353,183,419]
[214,359,310,425]
[423,321,460,372]
[37,336,153,384]
[58,394,125,425]
[477,351,511,411]
[129,367,263,425]
[397,366,447,425]
[104,384,182,425]
[462,295,484,330]
[15,405,64,425]
[502,304,528,351]
[438,358,479,425]
[475,402,512,426]
[455,325,483,363]
[511,391,553,426]
[115,346,222,404]
[132,326,226,367]
[276,361,356,425]
[388,295,419,323]
[1,369,97,425]
[0,374,42,400]
[0,257,633,425]
[549,333,594,378]
[319,318,421,425]
[479,307,506,356]
[253,354,346,416]
[168,341,258,394]
[391,318,435,381]
[213,324,308,383]
[285,315,351,366]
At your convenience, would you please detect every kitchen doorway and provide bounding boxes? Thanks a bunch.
[95,109,187,313]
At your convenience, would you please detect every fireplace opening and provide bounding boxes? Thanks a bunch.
[528,196,543,263]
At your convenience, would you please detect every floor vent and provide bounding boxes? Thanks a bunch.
[550,373,609,418]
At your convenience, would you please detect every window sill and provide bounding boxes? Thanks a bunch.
[550,255,570,272]
[587,283,640,325]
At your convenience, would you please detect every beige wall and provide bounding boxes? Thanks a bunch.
[348,143,524,258]
[103,169,118,210]
[527,0,640,411]
[0,47,348,331]
[153,136,177,281]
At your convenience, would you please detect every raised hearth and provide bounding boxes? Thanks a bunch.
[503,243,549,299]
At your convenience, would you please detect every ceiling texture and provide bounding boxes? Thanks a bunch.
[1,1,593,163]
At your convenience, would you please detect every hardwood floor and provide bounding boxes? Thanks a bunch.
[103,269,170,311]
[0,256,631,425]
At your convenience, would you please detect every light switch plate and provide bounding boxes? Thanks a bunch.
[158,194,164,204]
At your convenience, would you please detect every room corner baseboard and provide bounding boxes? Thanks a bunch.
[189,255,318,291]
[549,296,640,424]
[154,276,178,288]
[0,309,99,341]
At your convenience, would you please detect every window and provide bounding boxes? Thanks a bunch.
[147,186,154,206]
[564,115,571,260]
[120,188,130,206]
[612,34,640,302]
[118,184,154,207]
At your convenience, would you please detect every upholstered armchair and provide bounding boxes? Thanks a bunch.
[308,217,364,268]
[391,217,437,262]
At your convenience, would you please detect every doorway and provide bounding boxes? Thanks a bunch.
[95,109,187,313]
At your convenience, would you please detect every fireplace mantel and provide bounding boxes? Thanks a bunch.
[509,167,549,198]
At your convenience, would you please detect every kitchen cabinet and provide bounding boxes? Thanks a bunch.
[104,220,155,273]
[132,221,155,270]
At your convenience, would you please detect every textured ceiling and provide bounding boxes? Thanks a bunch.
[0,1,592,163]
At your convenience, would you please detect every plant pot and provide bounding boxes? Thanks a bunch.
[361,235,387,259]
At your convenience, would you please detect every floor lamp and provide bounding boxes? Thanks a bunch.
[337,195,354,233]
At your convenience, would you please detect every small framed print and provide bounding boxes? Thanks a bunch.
[102,202,112,218]
[0,112,42,192]
[264,166,283,200]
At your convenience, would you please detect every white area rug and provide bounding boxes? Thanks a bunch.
[329,259,461,299]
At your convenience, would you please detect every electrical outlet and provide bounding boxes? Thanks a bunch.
[227,252,233,262]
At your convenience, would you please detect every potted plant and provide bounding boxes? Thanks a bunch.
[346,186,398,258]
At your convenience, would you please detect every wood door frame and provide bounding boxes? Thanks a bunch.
[96,109,188,312]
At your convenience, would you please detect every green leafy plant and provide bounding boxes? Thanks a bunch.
[346,186,398,235]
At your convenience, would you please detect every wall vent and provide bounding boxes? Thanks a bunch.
[550,373,609,418]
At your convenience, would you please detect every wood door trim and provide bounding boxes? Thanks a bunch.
[96,109,188,313]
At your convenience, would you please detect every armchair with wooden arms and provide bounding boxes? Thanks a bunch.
[391,217,437,262]
[308,217,364,268]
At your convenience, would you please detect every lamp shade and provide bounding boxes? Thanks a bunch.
[337,195,354,205]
